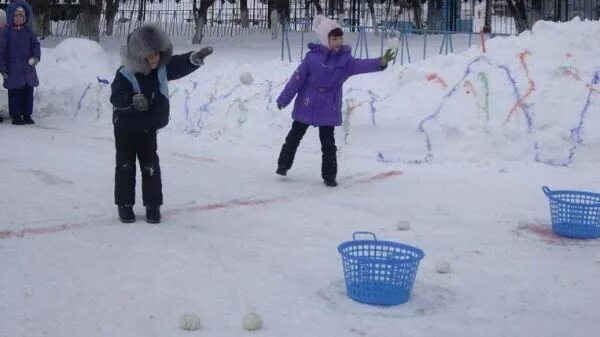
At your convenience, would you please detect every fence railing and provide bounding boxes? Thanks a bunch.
[14,0,600,39]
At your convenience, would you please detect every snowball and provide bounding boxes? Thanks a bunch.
[178,313,201,331]
[242,312,263,331]
[386,37,400,50]
[240,72,254,86]
[435,260,451,274]
[396,220,411,230]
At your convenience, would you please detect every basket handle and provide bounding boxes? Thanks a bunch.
[352,231,377,241]
[542,186,551,196]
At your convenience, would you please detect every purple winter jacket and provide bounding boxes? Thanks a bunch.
[277,43,383,126]
[0,26,41,90]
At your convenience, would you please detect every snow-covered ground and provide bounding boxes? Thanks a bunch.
[1,19,600,337]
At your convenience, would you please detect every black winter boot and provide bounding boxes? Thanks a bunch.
[12,116,24,125]
[323,177,338,187]
[22,115,34,124]
[118,205,135,223]
[146,206,161,224]
[276,167,287,176]
[0,116,3,123]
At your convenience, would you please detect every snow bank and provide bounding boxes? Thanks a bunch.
[31,20,600,165]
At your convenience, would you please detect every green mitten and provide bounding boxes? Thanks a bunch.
[381,49,396,65]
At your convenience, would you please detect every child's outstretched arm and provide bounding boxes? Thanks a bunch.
[167,47,213,81]
[276,57,309,108]
[348,56,387,77]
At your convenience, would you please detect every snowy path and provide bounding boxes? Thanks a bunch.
[1,119,599,337]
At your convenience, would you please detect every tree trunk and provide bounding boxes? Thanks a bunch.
[30,0,51,39]
[240,0,249,28]
[268,0,289,39]
[308,0,324,15]
[328,0,336,16]
[506,0,529,33]
[530,0,543,24]
[336,0,345,26]
[427,0,444,31]
[270,9,279,39]
[77,0,103,42]
[138,0,146,22]
[366,0,379,36]
[105,0,121,36]
[483,0,492,33]
[411,0,424,30]
[193,0,213,44]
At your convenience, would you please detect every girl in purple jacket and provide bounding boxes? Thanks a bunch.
[0,1,40,125]
[275,15,394,187]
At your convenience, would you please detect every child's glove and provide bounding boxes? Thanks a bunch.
[1,72,7,79]
[28,57,39,67]
[277,102,283,110]
[132,94,149,111]
[381,49,396,66]
[190,47,214,66]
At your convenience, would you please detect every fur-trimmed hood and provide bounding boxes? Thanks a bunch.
[7,0,32,27]
[121,24,173,75]
[313,14,341,46]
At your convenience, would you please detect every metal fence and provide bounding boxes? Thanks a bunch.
[2,0,599,39]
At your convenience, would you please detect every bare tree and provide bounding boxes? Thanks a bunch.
[240,0,250,27]
[483,0,491,33]
[506,0,528,33]
[30,0,51,39]
[305,0,324,17]
[426,0,444,31]
[411,0,424,30]
[77,0,103,42]
[192,0,216,44]
[105,0,121,36]
[267,0,290,39]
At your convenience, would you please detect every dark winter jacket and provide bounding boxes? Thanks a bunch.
[110,24,200,132]
[0,1,40,90]
[277,43,383,127]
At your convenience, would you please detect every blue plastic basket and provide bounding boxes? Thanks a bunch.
[337,232,425,306]
[542,186,600,239]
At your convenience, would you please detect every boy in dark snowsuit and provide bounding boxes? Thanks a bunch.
[110,24,212,223]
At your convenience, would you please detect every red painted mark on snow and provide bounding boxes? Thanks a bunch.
[0,223,88,239]
[464,80,485,119]
[357,170,403,183]
[515,222,593,246]
[561,68,582,81]
[463,80,476,96]
[426,73,448,89]
[504,51,535,124]
[566,52,573,58]
[1,172,403,240]
[480,30,487,54]
[233,197,285,206]
[397,68,407,80]
[181,197,285,213]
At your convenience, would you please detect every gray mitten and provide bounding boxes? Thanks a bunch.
[189,47,214,66]
[1,72,7,80]
[132,94,149,111]
[28,57,39,67]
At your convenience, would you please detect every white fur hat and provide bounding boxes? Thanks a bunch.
[0,10,6,26]
[313,15,342,45]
